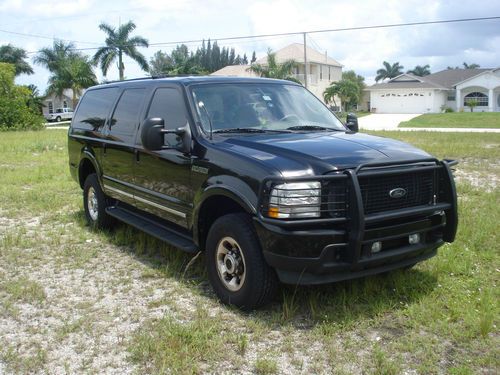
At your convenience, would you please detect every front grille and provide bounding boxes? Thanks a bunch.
[359,169,435,215]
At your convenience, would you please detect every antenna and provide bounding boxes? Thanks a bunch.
[198,101,213,140]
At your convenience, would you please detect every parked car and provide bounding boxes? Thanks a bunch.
[68,76,458,310]
[46,107,73,122]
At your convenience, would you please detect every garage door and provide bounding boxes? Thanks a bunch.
[373,91,430,114]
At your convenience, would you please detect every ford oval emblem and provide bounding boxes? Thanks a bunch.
[389,187,407,199]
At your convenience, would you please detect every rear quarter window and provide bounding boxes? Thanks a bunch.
[72,87,119,131]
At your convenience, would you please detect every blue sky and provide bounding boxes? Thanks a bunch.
[1,0,499,91]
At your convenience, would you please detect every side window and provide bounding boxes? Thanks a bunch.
[110,88,146,141]
[146,87,189,146]
[72,88,119,131]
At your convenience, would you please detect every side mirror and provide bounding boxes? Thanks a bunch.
[141,117,192,153]
[346,113,359,133]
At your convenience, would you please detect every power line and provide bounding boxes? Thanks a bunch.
[0,28,101,45]
[21,15,500,55]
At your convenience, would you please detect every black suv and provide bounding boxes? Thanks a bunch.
[68,76,458,309]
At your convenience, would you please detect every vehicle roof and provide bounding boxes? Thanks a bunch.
[86,76,300,91]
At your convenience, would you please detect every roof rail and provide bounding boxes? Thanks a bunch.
[103,74,202,84]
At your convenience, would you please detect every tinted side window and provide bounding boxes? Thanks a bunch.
[72,88,118,131]
[147,88,188,147]
[110,89,146,141]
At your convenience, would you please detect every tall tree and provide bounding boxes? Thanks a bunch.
[34,40,76,73]
[251,51,257,64]
[0,44,33,76]
[407,64,431,76]
[47,54,97,108]
[375,61,404,82]
[93,20,149,80]
[25,84,45,114]
[148,51,174,76]
[248,49,299,83]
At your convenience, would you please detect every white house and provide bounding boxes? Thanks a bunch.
[211,43,343,104]
[365,68,500,113]
[42,88,75,117]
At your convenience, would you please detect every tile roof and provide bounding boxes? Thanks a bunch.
[367,68,491,90]
[255,43,342,67]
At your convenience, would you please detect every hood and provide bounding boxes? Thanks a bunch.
[215,131,431,175]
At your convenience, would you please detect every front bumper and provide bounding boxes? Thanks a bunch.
[254,158,458,285]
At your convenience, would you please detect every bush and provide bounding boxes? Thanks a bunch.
[0,63,44,131]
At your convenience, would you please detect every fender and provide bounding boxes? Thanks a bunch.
[79,148,103,188]
[191,175,259,246]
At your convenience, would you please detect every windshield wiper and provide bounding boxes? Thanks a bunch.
[286,125,341,132]
[213,128,290,134]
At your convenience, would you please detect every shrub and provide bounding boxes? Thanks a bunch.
[0,63,45,131]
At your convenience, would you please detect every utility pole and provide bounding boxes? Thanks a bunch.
[303,32,308,89]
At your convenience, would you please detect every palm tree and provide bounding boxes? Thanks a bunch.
[375,61,404,82]
[0,44,33,76]
[93,21,149,80]
[47,54,97,108]
[463,62,480,69]
[33,40,76,73]
[248,49,299,83]
[407,64,431,76]
[324,79,360,112]
[25,84,45,114]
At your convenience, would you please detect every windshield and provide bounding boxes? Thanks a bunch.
[190,82,345,133]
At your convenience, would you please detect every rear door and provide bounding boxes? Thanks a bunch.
[133,86,194,228]
[101,88,147,205]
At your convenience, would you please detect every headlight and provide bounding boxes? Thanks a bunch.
[268,181,321,219]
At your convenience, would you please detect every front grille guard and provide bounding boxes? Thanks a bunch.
[257,158,458,266]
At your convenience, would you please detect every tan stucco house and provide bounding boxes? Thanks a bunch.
[211,43,343,104]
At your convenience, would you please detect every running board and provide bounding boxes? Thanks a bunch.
[105,206,198,254]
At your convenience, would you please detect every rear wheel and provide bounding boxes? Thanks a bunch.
[206,213,278,310]
[83,174,116,230]
[56,116,61,122]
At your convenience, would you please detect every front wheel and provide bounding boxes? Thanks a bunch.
[206,213,278,310]
[56,116,61,122]
[83,174,116,230]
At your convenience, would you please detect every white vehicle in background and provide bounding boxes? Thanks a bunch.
[45,108,73,122]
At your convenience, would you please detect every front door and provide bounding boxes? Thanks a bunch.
[134,86,193,228]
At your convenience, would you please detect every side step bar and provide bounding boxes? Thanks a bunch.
[105,206,198,254]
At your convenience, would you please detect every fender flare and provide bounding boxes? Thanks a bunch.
[192,178,259,246]
[78,149,102,188]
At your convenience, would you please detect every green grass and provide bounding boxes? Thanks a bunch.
[399,112,500,128]
[0,129,499,374]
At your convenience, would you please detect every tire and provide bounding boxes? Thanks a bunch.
[56,116,61,122]
[206,213,278,310]
[83,174,116,230]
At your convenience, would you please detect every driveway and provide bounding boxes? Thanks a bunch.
[358,113,421,131]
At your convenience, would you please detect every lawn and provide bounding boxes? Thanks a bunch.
[399,112,500,128]
[0,129,499,374]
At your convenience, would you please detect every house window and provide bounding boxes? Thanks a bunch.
[48,101,53,114]
[464,92,488,106]
[320,65,322,80]
[447,93,456,101]
[328,67,331,81]
[63,100,68,108]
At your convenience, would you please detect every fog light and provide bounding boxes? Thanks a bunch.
[371,241,382,253]
[409,233,421,244]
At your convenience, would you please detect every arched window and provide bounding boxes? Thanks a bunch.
[464,92,488,107]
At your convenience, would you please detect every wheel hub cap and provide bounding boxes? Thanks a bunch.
[216,237,246,292]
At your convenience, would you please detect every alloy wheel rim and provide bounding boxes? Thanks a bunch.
[87,187,99,221]
[215,236,246,292]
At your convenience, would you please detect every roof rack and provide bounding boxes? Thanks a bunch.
[103,74,202,84]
